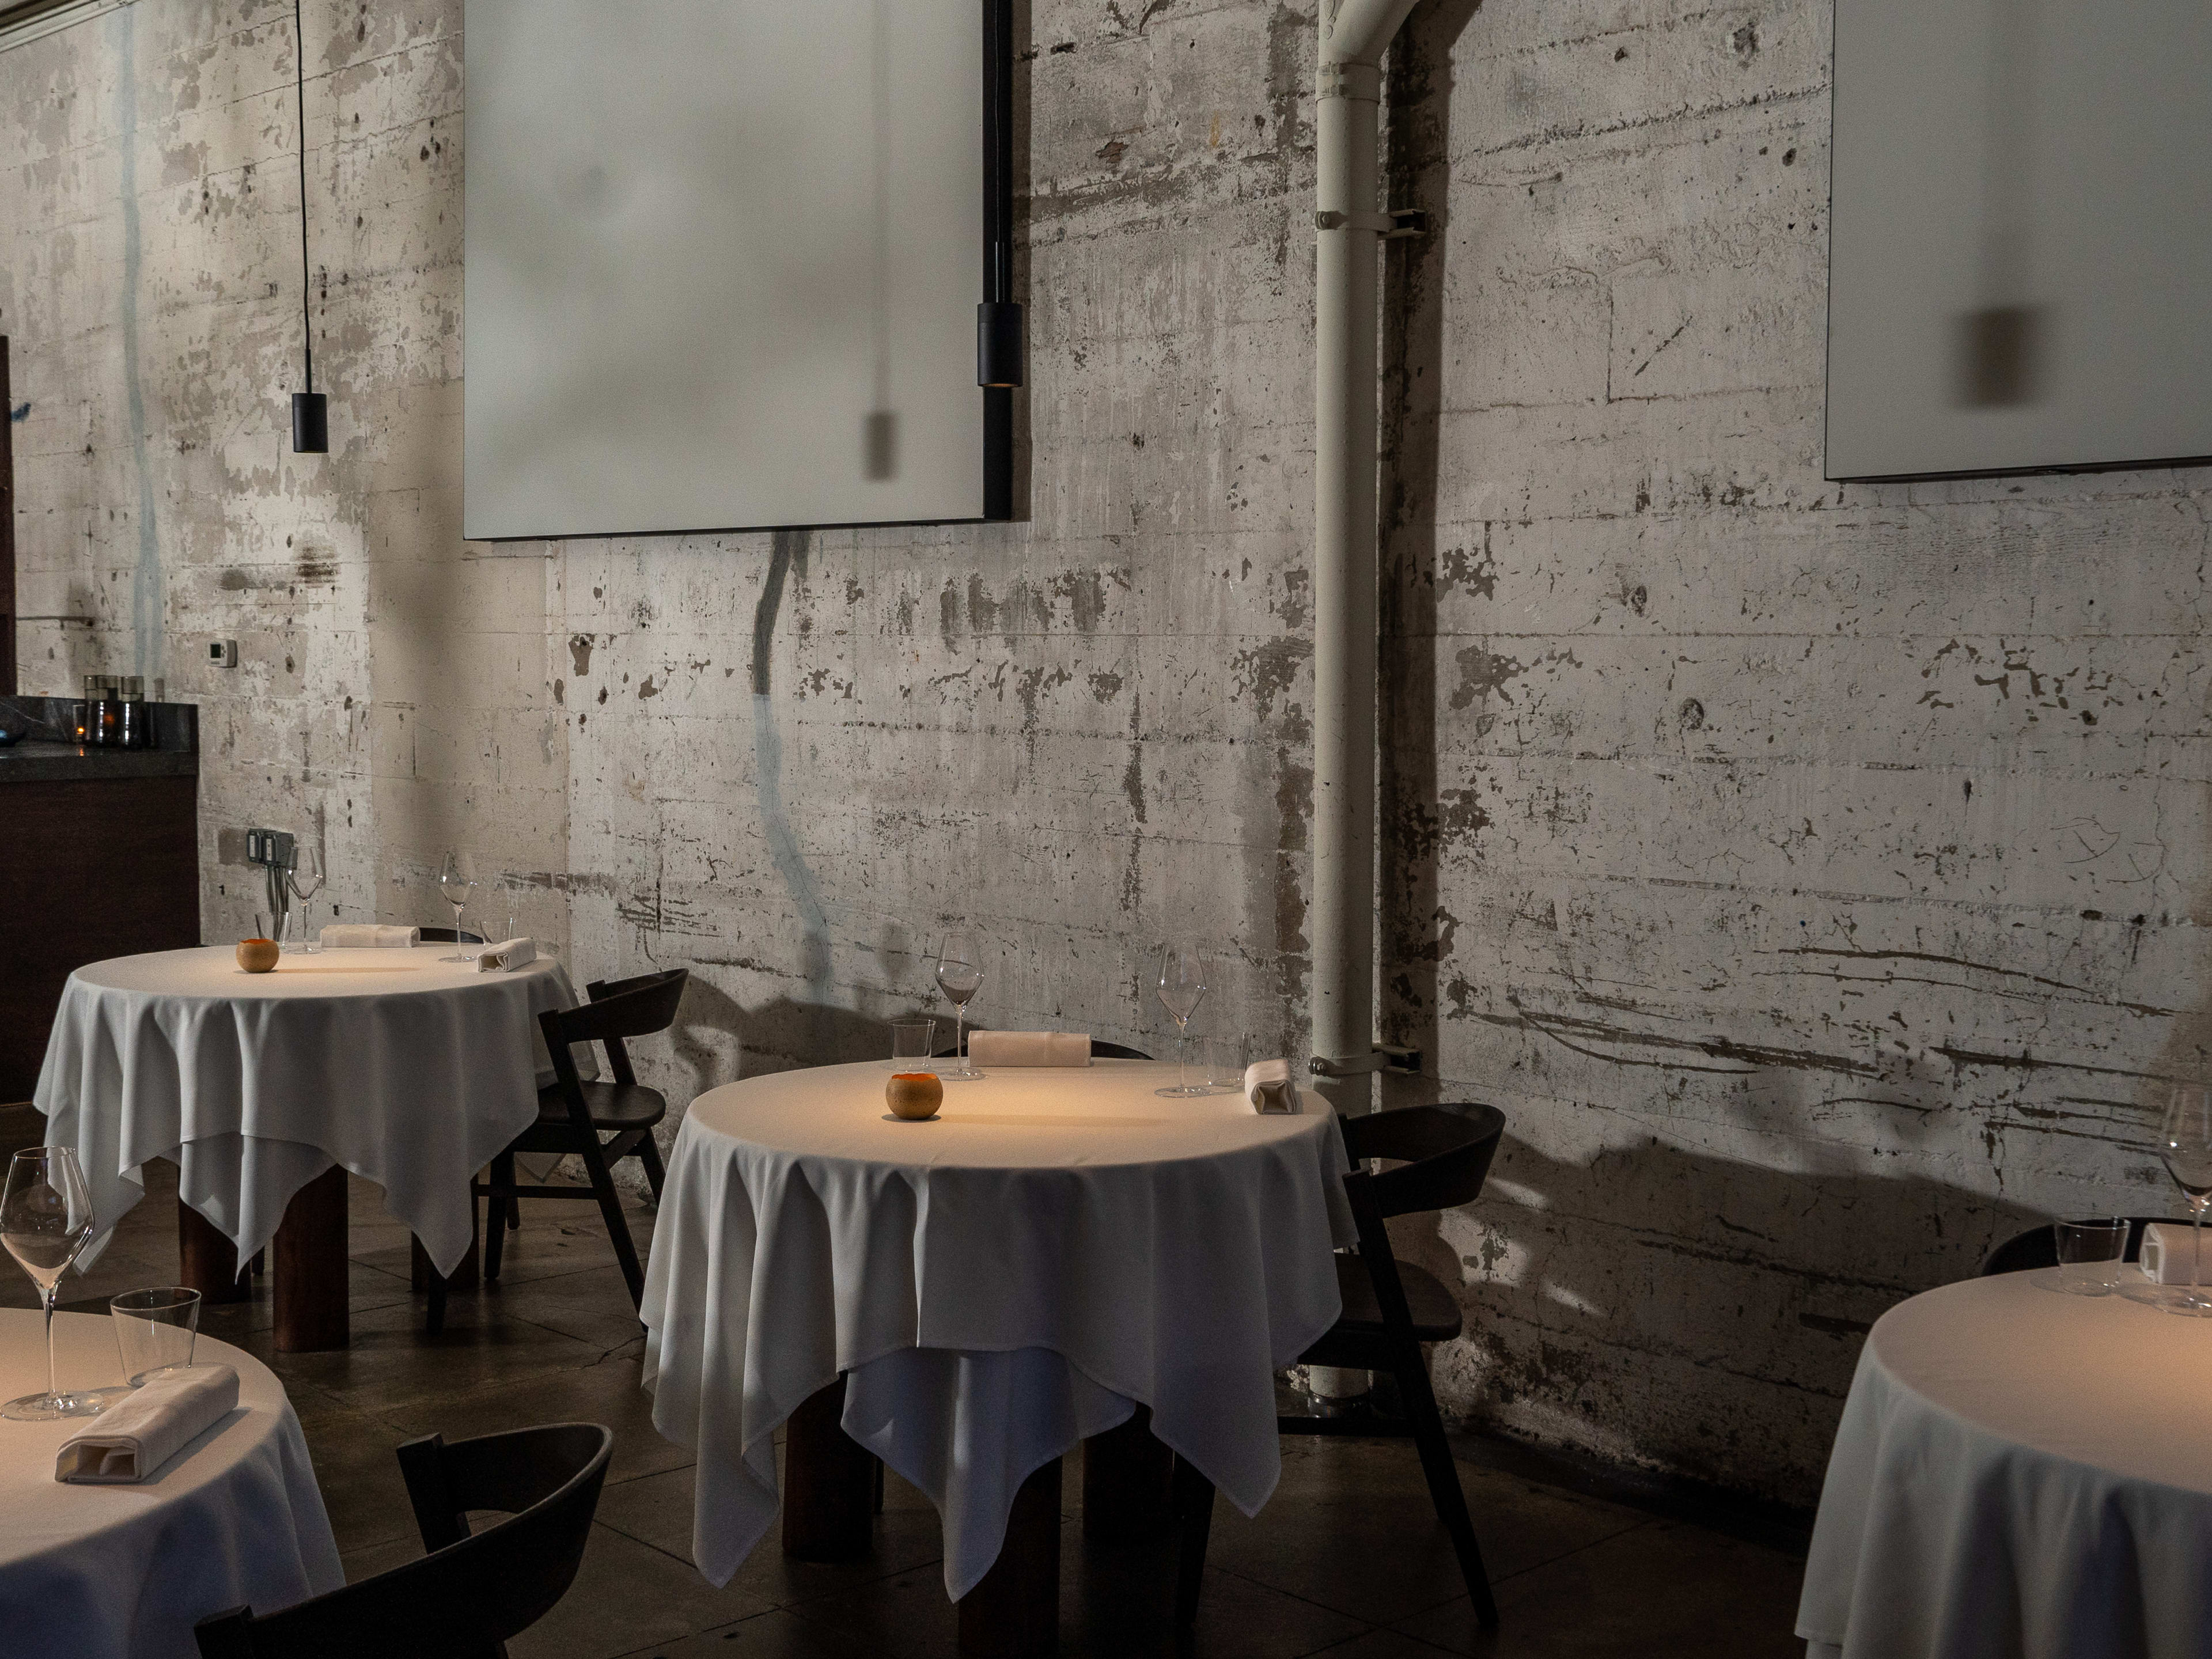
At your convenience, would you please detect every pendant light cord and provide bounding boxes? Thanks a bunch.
[294,0,313,395]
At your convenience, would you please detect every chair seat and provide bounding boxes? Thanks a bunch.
[1302,1254,1464,1357]
[530,1078,668,1134]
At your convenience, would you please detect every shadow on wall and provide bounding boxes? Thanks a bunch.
[1389,1126,2055,1503]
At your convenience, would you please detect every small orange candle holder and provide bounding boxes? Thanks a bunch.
[886,1072,944,1120]
[236,938,279,974]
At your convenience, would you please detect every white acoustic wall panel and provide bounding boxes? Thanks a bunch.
[464,0,993,538]
[1826,0,2212,481]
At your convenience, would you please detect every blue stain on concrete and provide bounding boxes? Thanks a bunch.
[751,529,833,999]
[113,4,162,681]
[8,404,26,422]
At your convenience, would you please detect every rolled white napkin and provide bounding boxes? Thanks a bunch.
[1243,1057,1302,1114]
[319,923,421,949]
[2138,1222,2212,1285]
[56,1365,240,1484]
[967,1031,1091,1068]
[474,937,537,972]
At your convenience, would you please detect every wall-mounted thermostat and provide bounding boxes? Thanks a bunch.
[210,641,237,668]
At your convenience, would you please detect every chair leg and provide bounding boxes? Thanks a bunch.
[638,1131,667,1204]
[483,1155,515,1283]
[1170,1456,1215,1628]
[1395,1342,1499,1628]
[426,1268,446,1335]
[579,1134,646,1307]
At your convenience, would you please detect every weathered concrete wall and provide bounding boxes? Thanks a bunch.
[5,0,2205,1508]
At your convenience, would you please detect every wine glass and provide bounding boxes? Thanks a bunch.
[285,846,324,953]
[935,930,984,1081]
[438,851,479,961]
[2159,1085,2212,1316]
[1156,941,1210,1098]
[3,1147,105,1420]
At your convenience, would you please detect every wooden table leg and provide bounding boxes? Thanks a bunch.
[176,1197,252,1305]
[1082,1403,1173,1539]
[782,1375,876,1560]
[409,1230,480,1291]
[958,1456,1061,1659]
[273,1165,349,1352]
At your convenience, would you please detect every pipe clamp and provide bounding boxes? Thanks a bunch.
[1317,60,1382,101]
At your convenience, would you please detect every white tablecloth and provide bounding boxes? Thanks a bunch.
[34,945,584,1274]
[0,1309,341,1658]
[1800,1271,2212,1658]
[639,1059,1355,1600]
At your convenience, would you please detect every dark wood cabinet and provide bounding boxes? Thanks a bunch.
[0,698,199,1103]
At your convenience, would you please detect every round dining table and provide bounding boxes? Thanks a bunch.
[1798,1268,2212,1658]
[33,944,585,1348]
[639,1057,1355,1612]
[0,1308,341,1658]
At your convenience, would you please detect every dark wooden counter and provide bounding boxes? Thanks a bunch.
[0,695,199,1102]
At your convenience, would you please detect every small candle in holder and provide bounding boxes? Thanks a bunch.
[886,1072,943,1120]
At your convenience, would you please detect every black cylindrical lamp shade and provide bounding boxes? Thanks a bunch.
[291,393,325,456]
[977,302,1024,389]
[291,391,327,453]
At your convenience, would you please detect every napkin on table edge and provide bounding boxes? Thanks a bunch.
[55,1365,240,1484]
[317,923,421,949]
[1243,1057,1301,1114]
[474,937,538,973]
[965,1031,1092,1067]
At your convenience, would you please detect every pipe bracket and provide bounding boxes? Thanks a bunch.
[1308,1046,1423,1079]
[1316,60,1382,101]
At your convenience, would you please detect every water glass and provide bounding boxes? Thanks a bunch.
[891,1017,937,1067]
[112,1286,201,1384]
[1205,1036,1248,1094]
[2054,1218,2128,1296]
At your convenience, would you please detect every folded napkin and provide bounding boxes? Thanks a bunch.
[2138,1222,2212,1285]
[1243,1057,1302,1114]
[474,937,537,972]
[319,923,421,949]
[967,1031,1091,1068]
[56,1365,239,1484]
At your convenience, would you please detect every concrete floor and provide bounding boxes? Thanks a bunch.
[12,1165,1809,1658]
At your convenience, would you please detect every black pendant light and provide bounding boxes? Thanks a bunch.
[289,0,326,453]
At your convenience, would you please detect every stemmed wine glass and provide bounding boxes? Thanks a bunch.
[2158,1084,2212,1316]
[438,852,479,962]
[285,846,324,952]
[2,1147,105,1420]
[1156,941,1210,1098]
[935,929,984,1081]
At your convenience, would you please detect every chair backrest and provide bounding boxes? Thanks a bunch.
[543,968,689,1089]
[195,1423,612,1659]
[1339,1103,1506,1219]
[1978,1216,2177,1277]
[930,1036,1154,1061]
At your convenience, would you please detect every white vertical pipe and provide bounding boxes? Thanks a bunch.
[1311,0,1418,1113]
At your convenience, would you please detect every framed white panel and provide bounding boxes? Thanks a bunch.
[464,0,998,538]
[1826,0,2212,481]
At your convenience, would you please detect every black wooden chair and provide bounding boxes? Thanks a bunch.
[931,1037,1154,1060]
[1979,1216,2176,1276]
[1171,1101,1506,1631]
[194,1422,612,1658]
[473,968,687,1309]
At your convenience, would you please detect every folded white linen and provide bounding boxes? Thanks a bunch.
[473,937,538,973]
[1243,1057,1301,1114]
[2138,1222,2212,1285]
[56,1365,240,1483]
[965,1031,1090,1068]
[318,923,421,949]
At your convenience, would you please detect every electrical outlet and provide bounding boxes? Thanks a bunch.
[210,640,237,668]
[245,830,296,869]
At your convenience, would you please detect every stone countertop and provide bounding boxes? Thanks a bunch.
[0,738,199,782]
